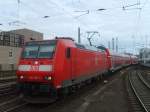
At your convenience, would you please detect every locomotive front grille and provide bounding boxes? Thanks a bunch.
[18,82,56,97]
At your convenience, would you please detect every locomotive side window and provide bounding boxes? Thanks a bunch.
[66,47,71,58]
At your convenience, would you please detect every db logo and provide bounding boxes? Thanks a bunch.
[30,65,39,71]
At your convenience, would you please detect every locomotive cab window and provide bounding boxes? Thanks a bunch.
[38,45,55,58]
[22,40,56,59]
[22,46,39,58]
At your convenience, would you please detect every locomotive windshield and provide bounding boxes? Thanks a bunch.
[22,40,56,58]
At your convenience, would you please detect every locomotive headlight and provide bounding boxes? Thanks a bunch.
[20,75,24,79]
[47,76,52,80]
[45,76,52,81]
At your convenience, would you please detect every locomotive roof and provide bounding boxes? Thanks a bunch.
[25,39,107,52]
[97,45,107,51]
[75,43,99,51]
[25,40,56,45]
[55,37,74,41]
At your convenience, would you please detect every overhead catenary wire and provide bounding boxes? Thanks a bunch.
[131,0,150,52]
[7,0,145,27]
[46,0,91,30]
[0,0,150,50]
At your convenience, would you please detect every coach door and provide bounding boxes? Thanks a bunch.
[66,47,76,81]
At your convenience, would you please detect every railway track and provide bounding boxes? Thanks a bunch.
[0,76,26,112]
[140,70,150,86]
[0,96,27,112]
[128,70,150,112]
[0,71,17,95]
[0,81,17,96]
[0,76,17,83]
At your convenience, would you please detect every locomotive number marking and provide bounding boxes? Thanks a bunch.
[30,65,39,71]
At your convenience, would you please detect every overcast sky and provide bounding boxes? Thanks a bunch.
[0,0,149,54]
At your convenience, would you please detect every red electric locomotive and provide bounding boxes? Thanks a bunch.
[16,37,109,103]
[17,37,137,103]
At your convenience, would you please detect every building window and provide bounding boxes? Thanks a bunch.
[9,51,13,57]
[0,36,3,40]
[0,64,1,70]
[10,64,14,70]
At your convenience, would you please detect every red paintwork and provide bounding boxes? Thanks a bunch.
[17,38,109,89]
[104,48,133,70]
[16,38,137,91]
[17,59,54,83]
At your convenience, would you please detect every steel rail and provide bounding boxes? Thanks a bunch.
[3,102,27,112]
[138,73,150,89]
[0,81,17,96]
[0,82,16,88]
[0,96,27,112]
[129,71,149,112]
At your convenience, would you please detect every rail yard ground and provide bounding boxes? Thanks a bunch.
[1,65,150,112]
[10,67,131,112]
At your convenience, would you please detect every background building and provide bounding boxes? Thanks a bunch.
[139,48,150,64]
[0,28,43,71]
[11,28,43,42]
